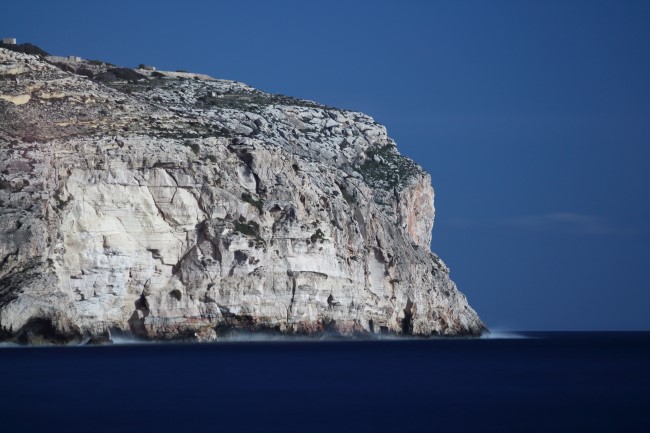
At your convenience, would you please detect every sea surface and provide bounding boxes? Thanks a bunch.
[1,332,649,433]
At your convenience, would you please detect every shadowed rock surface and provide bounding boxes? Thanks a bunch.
[0,46,485,343]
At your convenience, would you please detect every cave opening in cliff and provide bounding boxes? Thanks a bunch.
[401,299,414,334]
[16,318,80,344]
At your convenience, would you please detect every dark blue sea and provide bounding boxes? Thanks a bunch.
[1,332,649,433]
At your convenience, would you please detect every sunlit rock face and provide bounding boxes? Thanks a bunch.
[0,47,485,343]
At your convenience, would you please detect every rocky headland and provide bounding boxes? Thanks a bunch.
[0,43,485,344]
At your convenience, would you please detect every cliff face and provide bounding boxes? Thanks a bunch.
[0,47,485,343]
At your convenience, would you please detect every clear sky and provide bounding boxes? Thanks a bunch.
[2,0,649,330]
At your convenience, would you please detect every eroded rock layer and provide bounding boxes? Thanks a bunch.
[0,47,485,343]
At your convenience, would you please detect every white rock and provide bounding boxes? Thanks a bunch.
[0,47,485,343]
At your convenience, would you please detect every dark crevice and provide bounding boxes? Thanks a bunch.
[227,144,263,194]
[128,293,149,337]
[401,298,414,335]
[0,249,18,272]
[287,273,297,322]
[327,294,340,308]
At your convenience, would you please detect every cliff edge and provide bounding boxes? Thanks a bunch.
[0,46,485,343]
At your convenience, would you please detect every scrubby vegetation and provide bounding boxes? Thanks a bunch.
[45,60,95,79]
[197,89,333,112]
[310,228,325,244]
[358,145,422,190]
[87,59,114,67]
[94,68,147,83]
[0,42,49,56]
[234,219,260,238]
[241,192,264,213]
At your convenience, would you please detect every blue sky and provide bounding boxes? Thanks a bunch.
[2,0,649,330]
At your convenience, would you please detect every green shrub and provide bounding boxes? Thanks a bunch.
[234,220,260,238]
[310,228,325,243]
[241,192,264,213]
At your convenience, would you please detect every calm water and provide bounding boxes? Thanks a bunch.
[1,332,649,433]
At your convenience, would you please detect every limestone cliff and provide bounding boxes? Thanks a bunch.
[0,46,485,343]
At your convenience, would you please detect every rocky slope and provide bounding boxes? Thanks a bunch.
[0,46,485,343]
